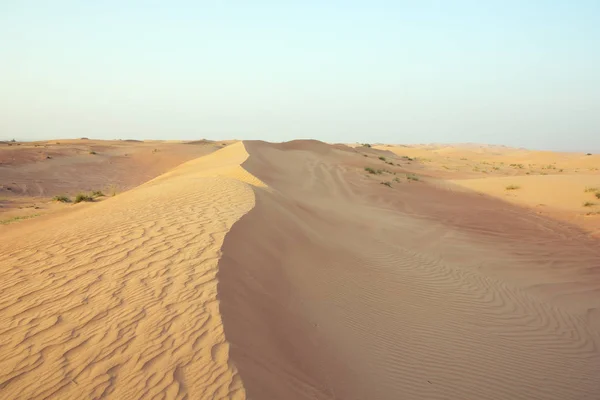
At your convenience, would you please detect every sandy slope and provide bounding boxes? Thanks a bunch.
[2,139,600,399]
[0,142,262,399]
[219,141,600,399]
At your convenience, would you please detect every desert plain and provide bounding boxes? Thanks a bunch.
[1,138,600,399]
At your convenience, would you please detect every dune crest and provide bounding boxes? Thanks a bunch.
[0,142,262,399]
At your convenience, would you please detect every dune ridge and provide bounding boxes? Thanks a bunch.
[0,142,263,399]
[218,140,600,399]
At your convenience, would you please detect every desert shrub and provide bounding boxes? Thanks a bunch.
[394,177,401,183]
[53,195,70,203]
[586,153,592,156]
[506,185,521,190]
[362,143,371,148]
[596,192,600,200]
[380,181,392,187]
[379,156,386,161]
[583,201,596,207]
[91,190,104,197]
[74,193,94,203]
[584,187,599,193]
[407,174,419,181]
[89,151,97,155]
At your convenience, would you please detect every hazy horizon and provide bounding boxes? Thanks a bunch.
[2,1,599,152]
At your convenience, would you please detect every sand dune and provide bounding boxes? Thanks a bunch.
[219,141,600,399]
[1,140,600,399]
[0,142,262,399]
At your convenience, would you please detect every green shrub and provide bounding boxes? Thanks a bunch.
[53,195,70,203]
[362,143,371,148]
[74,193,94,203]
[91,190,104,197]
[379,156,386,161]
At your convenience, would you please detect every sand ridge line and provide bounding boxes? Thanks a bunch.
[0,142,263,399]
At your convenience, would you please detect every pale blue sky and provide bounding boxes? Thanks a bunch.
[2,1,599,151]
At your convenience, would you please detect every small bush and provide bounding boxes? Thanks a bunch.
[89,151,97,155]
[74,193,94,203]
[586,153,592,156]
[506,185,521,190]
[596,192,600,200]
[53,195,70,203]
[584,187,599,193]
[407,174,420,181]
[365,167,377,174]
[394,177,401,183]
[378,156,386,161]
[362,143,371,148]
[380,181,392,188]
[91,190,104,197]
[583,202,596,207]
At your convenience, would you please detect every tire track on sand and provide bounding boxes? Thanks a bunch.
[0,142,264,400]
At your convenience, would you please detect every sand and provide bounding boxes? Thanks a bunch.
[1,140,600,399]
[0,138,224,220]
[0,142,262,399]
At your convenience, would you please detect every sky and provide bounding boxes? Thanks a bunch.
[1,1,599,151]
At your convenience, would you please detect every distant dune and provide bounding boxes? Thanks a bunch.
[1,140,599,399]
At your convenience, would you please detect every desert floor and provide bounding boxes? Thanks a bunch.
[1,139,599,399]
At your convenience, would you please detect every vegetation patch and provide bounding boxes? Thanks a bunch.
[74,193,94,203]
[583,202,597,207]
[1,214,40,225]
[506,185,521,190]
[89,151,97,155]
[380,181,392,188]
[91,190,105,197]
[407,174,420,182]
[53,195,71,203]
